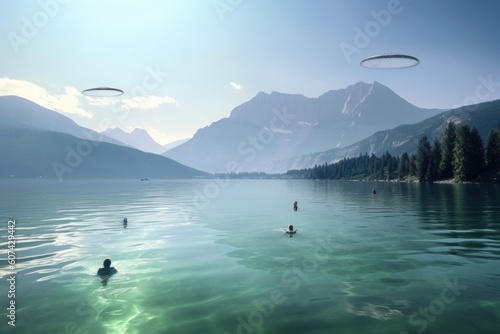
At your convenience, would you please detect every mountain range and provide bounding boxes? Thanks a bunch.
[0,128,207,179]
[0,95,123,146]
[102,127,166,154]
[0,96,207,179]
[270,99,500,173]
[164,82,443,173]
[2,82,499,178]
[163,138,189,151]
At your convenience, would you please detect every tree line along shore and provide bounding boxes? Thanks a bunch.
[286,123,500,183]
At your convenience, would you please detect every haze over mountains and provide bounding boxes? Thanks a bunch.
[271,99,500,173]
[0,95,184,156]
[2,82,499,178]
[163,138,189,151]
[164,82,443,173]
[102,127,167,154]
[0,95,123,146]
[0,128,207,179]
[0,96,207,179]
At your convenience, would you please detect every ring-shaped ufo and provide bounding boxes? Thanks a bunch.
[82,87,124,97]
[360,54,419,69]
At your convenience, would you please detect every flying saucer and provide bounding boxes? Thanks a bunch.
[82,87,124,97]
[360,54,419,69]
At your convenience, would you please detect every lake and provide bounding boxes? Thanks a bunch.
[1,179,499,334]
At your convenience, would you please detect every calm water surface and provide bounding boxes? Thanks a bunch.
[0,179,499,334]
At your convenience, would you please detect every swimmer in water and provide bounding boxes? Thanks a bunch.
[293,201,298,211]
[97,258,118,277]
[285,224,296,234]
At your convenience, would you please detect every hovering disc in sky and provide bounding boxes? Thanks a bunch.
[360,54,419,69]
[82,87,124,97]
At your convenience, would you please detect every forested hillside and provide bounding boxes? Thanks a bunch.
[288,123,500,183]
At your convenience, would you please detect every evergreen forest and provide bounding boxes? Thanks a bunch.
[287,123,500,183]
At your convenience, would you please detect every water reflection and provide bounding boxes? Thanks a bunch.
[1,179,499,334]
[415,183,500,260]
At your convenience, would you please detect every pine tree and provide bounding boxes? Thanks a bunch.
[439,122,456,179]
[453,125,469,182]
[469,127,484,179]
[397,153,409,178]
[387,158,393,181]
[409,154,417,176]
[426,157,436,182]
[432,138,442,180]
[416,136,432,182]
[452,125,484,181]
[486,127,500,172]
[427,139,442,181]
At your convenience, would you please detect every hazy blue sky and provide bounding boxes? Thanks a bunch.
[1,0,499,144]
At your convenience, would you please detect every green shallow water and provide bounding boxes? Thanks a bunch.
[0,179,499,334]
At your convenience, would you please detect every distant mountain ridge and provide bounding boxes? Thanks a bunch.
[8,85,492,178]
[164,82,443,172]
[270,99,500,173]
[0,95,124,146]
[102,127,166,154]
[0,128,207,179]
[0,95,207,179]
[163,138,189,151]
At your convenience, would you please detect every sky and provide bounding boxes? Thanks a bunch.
[0,0,499,145]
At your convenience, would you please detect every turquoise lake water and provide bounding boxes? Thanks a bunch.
[0,179,499,334]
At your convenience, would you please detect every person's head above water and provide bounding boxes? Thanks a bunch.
[288,224,294,231]
[97,258,118,277]
[103,258,112,268]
